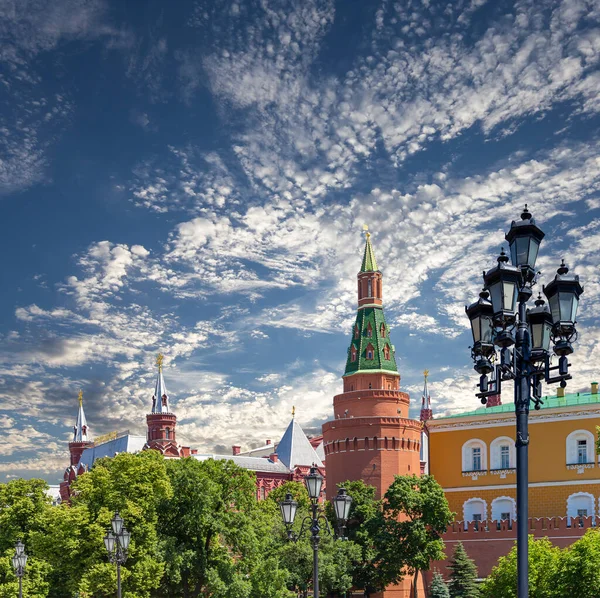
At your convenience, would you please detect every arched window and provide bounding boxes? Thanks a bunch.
[368,279,372,297]
[567,492,595,524]
[353,437,358,451]
[365,437,370,450]
[350,346,357,362]
[491,496,516,522]
[366,323,373,338]
[354,325,359,339]
[462,439,487,472]
[165,428,171,440]
[260,487,266,501]
[366,343,374,360]
[490,436,515,470]
[566,430,595,465]
[381,323,386,337]
[463,498,487,526]
[383,345,390,360]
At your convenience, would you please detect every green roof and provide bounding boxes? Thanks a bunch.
[436,391,600,420]
[361,234,378,272]
[344,306,398,376]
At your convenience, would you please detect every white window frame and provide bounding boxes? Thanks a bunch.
[462,439,487,473]
[490,436,516,470]
[463,497,487,525]
[491,496,516,522]
[567,492,595,523]
[566,430,595,465]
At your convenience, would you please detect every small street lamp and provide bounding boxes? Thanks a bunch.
[12,541,27,598]
[104,511,131,598]
[465,206,584,598]
[279,468,352,598]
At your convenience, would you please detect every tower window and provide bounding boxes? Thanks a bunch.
[368,279,372,297]
[350,346,357,362]
[354,325,359,339]
[381,323,386,337]
[383,345,390,360]
[165,428,171,440]
[500,445,510,469]
[366,344,374,360]
[366,323,372,338]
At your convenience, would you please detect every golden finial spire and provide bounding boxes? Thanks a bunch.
[424,369,429,379]
[363,223,371,239]
[156,353,164,371]
[292,405,296,419]
[78,389,83,406]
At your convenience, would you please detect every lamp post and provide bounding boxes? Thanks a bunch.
[465,206,584,598]
[12,541,27,598]
[279,468,352,598]
[104,511,131,598]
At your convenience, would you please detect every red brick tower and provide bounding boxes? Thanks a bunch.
[322,229,423,598]
[145,353,185,458]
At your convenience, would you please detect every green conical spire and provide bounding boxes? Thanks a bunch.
[361,229,378,272]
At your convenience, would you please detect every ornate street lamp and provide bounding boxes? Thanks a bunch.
[104,511,131,598]
[466,207,584,598]
[12,541,27,598]
[279,468,352,598]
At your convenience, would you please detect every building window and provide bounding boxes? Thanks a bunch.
[381,323,386,337]
[491,497,516,523]
[578,440,588,464]
[577,508,588,518]
[383,345,390,360]
[500,446,510,469]
[354,325,359,339]
[366,344,374,360]
[366,323,372,338]
[462,439,487,473]
[351,346,357,362]
[472,447,482,471]
[566,430,595,465]
[368,279,372,297]
[165,428,170,440]
[501,512,511,521]
[260,487,265,500]
[463,498,487,528]
[567,492,595,524]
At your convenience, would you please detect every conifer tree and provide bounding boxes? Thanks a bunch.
[430,570,450,598]
[447,542,480,598]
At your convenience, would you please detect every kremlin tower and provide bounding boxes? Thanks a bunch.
[69,390,93,466]
[145,353,187,457]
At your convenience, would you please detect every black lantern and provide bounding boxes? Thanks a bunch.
[104,532,116,553]
[280,493,298,526]
[484,249,521,327]
[305,466,323,500]
[527,295,553,360]
[505,205,545,281]
[332,488,353,524]
[543,260,584,347]
[465,290,495,357]
[111,512,124,536]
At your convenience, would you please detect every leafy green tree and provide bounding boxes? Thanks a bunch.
[480,536,560,598]
[554,529,600,598]
[447,542,479,598]
[157,457,292,598]
[430,570,450,598]
[376,475,454,598]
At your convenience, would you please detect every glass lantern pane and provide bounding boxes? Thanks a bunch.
[489,282,503,314]
[515,237,529,267]
[571,296,579,322]
[548,293,560,323]
[471,317,481,343]
[481,316,493,343]
[542,323,552,350]
[531,323,542,350]
[503,282,516,312]
[559,293,574,324]
[529,239,540,268]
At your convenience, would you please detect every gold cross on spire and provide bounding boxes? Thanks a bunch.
[156,353,164,371]
[292,405,296,419]
[363,223,371,239]
[423,369,429,379]
[78,390,83,406]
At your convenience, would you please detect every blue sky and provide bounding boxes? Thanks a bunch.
[2,0,600,483]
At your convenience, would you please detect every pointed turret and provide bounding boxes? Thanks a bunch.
[151,353,170,414]
[344,227,398,381]
[146,353,183,458]
[276,409,323,469]
[420,370,433,422]
[68,390,93,466]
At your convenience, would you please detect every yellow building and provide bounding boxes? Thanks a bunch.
[429,382,600,525]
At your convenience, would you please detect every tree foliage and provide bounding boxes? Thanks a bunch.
[447,542,479,598]
[430,570,450,598]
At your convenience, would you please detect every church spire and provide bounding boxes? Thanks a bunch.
[73,390,89,442]
[151,353,170,414]
[361,225,378,272]
[420,370,433,421]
